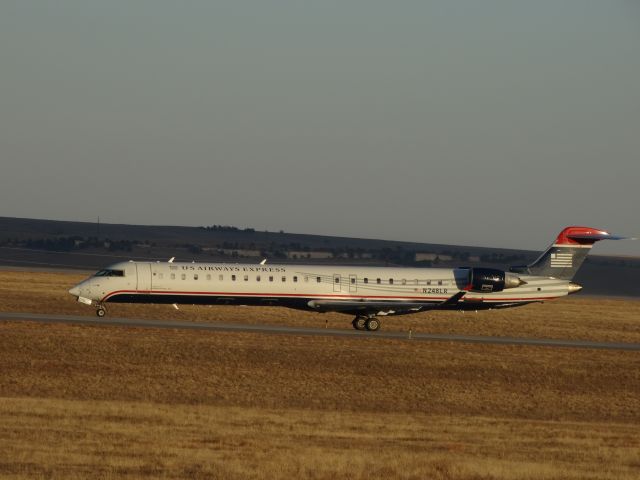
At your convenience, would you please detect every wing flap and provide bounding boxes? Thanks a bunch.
[307,291,467,315]
[307,299,429,313]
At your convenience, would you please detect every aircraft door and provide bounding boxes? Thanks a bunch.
[333,274,341,292]
[123,263,137,291]
[136,263,152,292]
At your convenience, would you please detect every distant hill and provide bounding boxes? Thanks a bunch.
[0,216,638,297]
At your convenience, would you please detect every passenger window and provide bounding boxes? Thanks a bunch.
[256,275,261,282]
[244,275,249,281]
[282,276,286,282]
[206,274,211,281]
[316,277,321,283]
[219,274,224,281]
[438,280,443,286]
[194,274,198,280]
[170,273,175,280]
[364,278,368,284]
[401,279,406,285]
[269,276,274,282]
[181,274,186,280]
[305,276,309,282]
[389,279,394,285]
[427,280,432,286]
[335,277,340,284]
[376,278,381,284]
[232,275,236,281]
[293,276,298,282]
[351,277,356,284]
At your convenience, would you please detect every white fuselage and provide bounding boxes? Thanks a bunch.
[69,261,573,313]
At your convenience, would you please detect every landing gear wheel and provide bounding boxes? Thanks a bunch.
[365,317,380,332]
[352,316,367,331]
[96,307,106,318]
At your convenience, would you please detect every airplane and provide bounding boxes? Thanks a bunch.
[68,226,627,331]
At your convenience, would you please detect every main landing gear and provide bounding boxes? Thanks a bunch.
[352,315,381,332]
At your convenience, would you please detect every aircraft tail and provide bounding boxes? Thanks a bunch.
[512,226,626,281]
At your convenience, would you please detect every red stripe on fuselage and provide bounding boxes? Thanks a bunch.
[101,289,557,303]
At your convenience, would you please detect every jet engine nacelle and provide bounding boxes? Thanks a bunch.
[467,268,525,293]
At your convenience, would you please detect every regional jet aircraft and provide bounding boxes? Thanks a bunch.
[69,226,626,331]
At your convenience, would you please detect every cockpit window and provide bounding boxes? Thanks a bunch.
[94,269,125,277]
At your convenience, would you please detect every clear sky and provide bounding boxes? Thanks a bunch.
[1,1,639,255]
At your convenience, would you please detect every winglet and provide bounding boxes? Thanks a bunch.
[438,291,467,308]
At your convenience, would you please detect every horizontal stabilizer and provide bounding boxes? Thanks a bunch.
[567,232,627,241]
[555,226,630,246]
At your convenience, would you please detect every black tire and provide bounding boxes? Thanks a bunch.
[96,308,106,318]
[353,317,367,331]
[365,317,380,332]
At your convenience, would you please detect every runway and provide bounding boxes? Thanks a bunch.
[2,311,639,351]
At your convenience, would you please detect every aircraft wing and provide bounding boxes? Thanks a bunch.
[307,291,466,315]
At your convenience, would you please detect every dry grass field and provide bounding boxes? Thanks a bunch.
[0,270,639,479]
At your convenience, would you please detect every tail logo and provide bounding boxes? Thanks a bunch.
[550,252,573,267]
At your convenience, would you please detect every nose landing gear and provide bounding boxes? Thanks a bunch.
[352,315,380,332]
[96,306,106,318]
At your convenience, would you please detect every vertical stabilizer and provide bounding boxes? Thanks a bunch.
[525,226,624,280]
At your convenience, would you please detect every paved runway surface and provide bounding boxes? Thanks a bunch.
[2,312,640,351]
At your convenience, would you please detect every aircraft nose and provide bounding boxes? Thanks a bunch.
[69,286,81,297]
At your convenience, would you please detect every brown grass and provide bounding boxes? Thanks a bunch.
[0,270,639,478]
[1,397,639,480]
[2,321,639,420]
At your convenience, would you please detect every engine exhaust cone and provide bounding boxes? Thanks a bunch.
[568,283,583,294]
